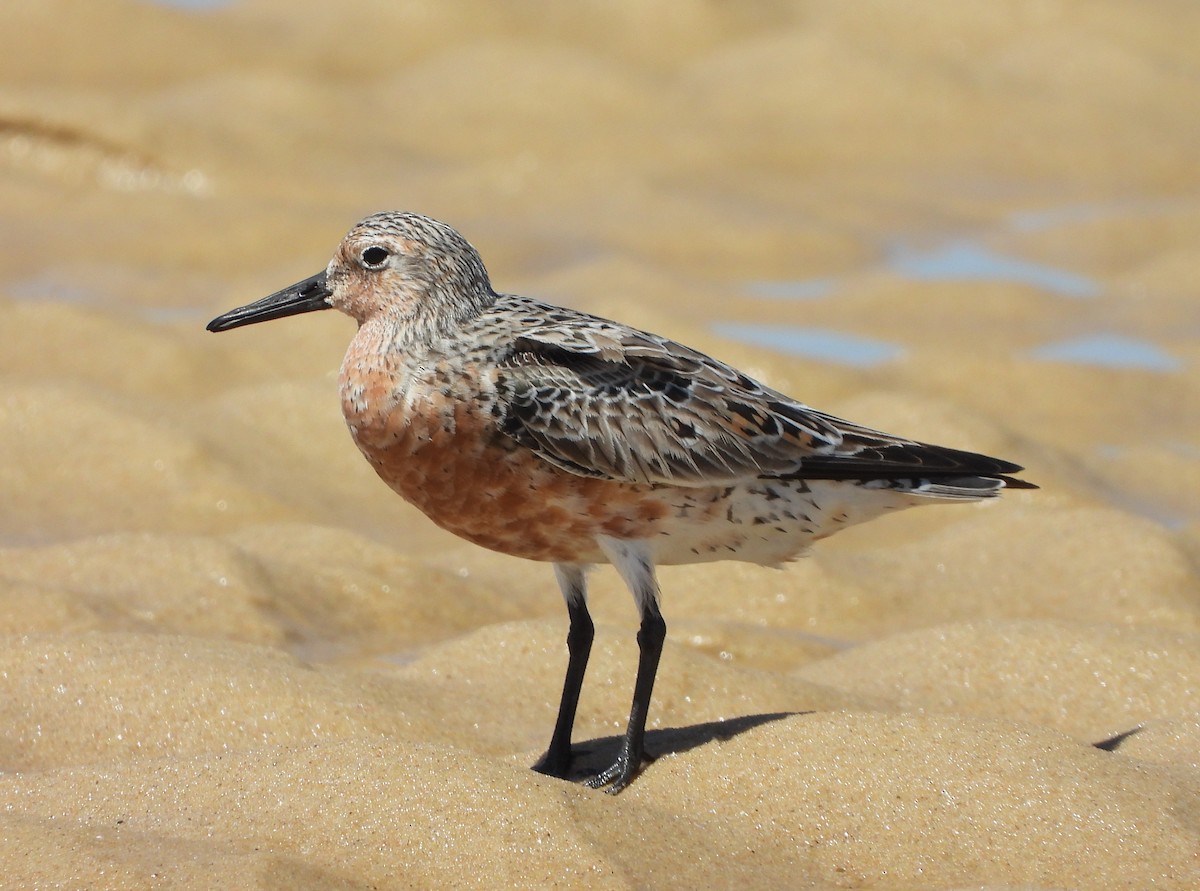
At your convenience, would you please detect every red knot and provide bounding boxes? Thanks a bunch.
[208,211,1035,793]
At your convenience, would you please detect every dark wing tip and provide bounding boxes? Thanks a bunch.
[976,458,1038,490]
[997,474,1038,490]
[786,441,1038,489]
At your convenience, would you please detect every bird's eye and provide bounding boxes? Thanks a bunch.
[360,246,389,269]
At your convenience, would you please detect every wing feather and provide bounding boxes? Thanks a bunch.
[491,314,1030,488]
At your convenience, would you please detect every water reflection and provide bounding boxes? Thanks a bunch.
[712,323,903,367]
[1030,334,1181,372]
[728,211,1185,372]
[886,242,1099,299]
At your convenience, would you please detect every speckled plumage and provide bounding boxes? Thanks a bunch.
[208,211,1034,793]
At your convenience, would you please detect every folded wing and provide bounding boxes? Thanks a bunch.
[492,317,1032,490]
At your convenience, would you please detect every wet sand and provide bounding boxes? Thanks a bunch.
[2,1,1199,887]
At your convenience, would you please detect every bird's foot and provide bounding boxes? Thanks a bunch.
[584,746,656,795]
[531,745,576,779]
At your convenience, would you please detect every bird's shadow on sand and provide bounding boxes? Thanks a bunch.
[549,714,1145,785]
[559,711,804,781]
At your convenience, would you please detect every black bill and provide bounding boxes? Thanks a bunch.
[206,271,333,332]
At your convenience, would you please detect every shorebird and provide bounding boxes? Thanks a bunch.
[208,211,1034,793]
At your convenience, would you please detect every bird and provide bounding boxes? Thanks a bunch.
[207,211,1035,793]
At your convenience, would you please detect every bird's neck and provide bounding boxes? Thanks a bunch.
[381,283,495,350]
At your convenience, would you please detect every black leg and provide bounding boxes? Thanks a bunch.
[585,600,666,794]
[533,575,593,779]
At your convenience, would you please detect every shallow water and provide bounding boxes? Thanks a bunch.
[732,207,1188,375]
[1030,332,1181,371]
[713,322,905,366]
[887,239,1100,298]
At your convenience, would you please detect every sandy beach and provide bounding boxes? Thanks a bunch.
[1,1,1198,887]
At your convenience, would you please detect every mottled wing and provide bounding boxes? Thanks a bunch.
[493,319,850,486]
[492,314,1032,489]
